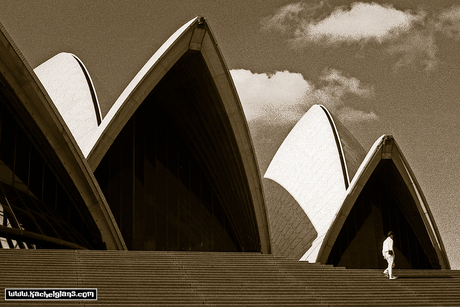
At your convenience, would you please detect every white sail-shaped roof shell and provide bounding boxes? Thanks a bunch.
[34,53,102,151]
[265,105,365,262]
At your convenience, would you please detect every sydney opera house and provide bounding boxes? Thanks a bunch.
[0,15,450,272]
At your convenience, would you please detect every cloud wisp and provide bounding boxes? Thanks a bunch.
[386,29,438,71]
[436,5,460,40]
[230,68,377,125]
[260,2,306,33]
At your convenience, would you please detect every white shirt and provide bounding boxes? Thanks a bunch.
[382,237,394,255]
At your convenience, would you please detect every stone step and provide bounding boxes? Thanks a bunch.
[0,250,459,306]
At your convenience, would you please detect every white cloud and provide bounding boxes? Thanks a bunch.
[231,68,377,124]
[262,2,420,45]
[261,1,460,71]
[298,2,419,45]
[230,69,311,123]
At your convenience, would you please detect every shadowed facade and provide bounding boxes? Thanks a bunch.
[85,17,270,252]
[320,135,449,269]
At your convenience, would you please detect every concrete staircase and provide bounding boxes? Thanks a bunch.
[0,250,459,306]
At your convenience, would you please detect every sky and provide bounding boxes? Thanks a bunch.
[0,0,458,269]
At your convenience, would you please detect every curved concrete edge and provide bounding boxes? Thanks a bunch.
[199,21,271,254]
[391,137,450,269]
[318,135,450,268]
[0,22,126,250]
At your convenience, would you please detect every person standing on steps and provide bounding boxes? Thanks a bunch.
[382,231,397,279]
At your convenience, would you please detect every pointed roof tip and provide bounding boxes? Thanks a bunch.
[311,104,332,111]
[36,52,85,67]
[197,16,206,25]
[266,104,366,187]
